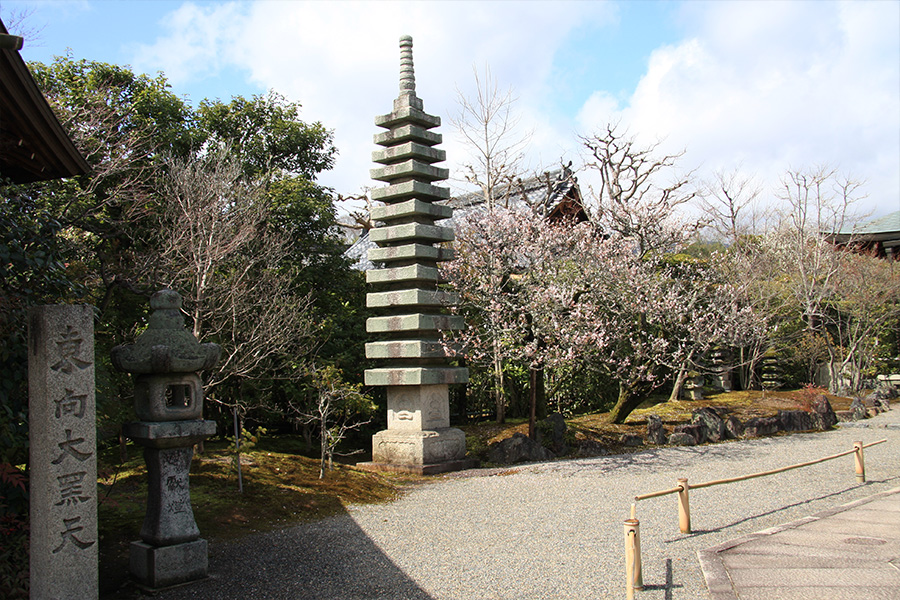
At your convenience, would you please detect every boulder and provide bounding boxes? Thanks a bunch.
[875,398,891,412]
[810,395,837,429]
[742,416,780,438]
[692,407,725,443]
[667,432,697,446]
[849,398,867,421]
[620,434,643,447]
[778,410,814,432]
[536,413,569,455]
[576,441,609,457]
[724,415,744,439]
[646,414,666,445]
[871,384,898,400]
[674,423,705,444]
[487,433,554,464]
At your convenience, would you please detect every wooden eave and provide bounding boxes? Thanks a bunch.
[0,22,89,184]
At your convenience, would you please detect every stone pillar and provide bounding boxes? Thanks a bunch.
[28,304,98,600]
[359,35,474,474]
[111,290,219,589]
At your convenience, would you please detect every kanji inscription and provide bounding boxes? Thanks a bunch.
[29,304,98,599]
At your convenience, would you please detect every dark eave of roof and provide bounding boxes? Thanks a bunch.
[0,19,90,184]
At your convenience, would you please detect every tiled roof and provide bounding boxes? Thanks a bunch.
[838,210,900,235]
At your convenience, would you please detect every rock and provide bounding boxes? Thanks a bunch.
[742,416,780,438]
[487,433,554,464]
[646,414,666,445]
[810,395,837,429]
[620,434,643,447]
[724,415,744,439]
[667,432,697,446]
[778,410,814,432]
[576,441,609,457]
[875,398,891,412]
[674,423,705,444]
[849,398,867,421]
[876,382,899,399]
[835,410,853,422]
[536,413,569,455]
[692,407,725,443]
[866,407,880,418]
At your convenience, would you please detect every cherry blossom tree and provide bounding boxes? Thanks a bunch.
[581,123,701,258]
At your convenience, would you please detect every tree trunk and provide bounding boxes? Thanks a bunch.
[535,365,547,421]
[319,416,327,480]
[668,362,689,403]
[605,382,644,424]
[493,344,506,423]
[528,367,537,439]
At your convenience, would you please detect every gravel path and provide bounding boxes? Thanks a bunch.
[154,408,900,600]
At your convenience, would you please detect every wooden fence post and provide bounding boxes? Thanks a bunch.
[677,478,691,534]
[854,441,865,483]
[624,518,643,599]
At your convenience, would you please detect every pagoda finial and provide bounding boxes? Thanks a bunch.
[399,35,416,96]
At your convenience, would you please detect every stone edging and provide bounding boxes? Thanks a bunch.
[696,486,900,600]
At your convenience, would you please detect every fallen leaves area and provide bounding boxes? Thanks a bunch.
[461,390,863,458]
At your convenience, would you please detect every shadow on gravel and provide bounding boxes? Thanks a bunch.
[640,558,682,599]
[663,476,900,542]
[143,507,434,600]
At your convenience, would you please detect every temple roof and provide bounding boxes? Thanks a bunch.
[0,18,89,184]
[827,210,900,259]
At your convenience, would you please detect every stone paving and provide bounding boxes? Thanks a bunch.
[699,487,900,599]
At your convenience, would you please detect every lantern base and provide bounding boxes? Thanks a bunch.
[129,539,208,589]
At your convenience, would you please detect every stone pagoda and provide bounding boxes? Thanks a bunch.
[361,35,473,474]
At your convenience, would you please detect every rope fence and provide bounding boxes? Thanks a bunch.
[622,438,887,598]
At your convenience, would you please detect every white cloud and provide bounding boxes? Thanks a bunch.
[576,1,900,217]
[131,0,614,197]
[131,1,897,218]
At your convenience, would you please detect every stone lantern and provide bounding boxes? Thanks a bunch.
[111,289,219,588]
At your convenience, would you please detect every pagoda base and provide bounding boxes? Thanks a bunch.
[362,428,470,471]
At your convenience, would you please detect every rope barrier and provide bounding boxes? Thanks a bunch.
[623,438,888,597]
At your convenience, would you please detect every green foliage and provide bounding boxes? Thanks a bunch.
[299,365,376,478]
[196,91,335,181]
[229,426,267,474]
[0,463,28,599]
[0,511,28,599]
[0,188,84,466]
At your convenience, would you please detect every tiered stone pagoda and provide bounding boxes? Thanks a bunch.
[360,35,473,474]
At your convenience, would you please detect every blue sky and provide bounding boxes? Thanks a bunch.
[2,0,898,220]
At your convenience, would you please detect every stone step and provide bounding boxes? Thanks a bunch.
[371,198,453,222]
[366,288,458,308]
[371,179,449,203]
[366,264,442,285]
[371,159,449,183]
[375,105,441,129]
[374,124,441,147]
[366,313,465,334]
[365,340,450,359]
[370,222,454,245]
[364,366,469,386]
[372,141,446,165]
[368,243,454,264]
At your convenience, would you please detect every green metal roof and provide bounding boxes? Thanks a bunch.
[838,210,900,235]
